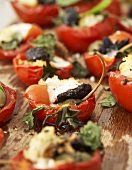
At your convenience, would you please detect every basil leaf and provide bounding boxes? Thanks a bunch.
[80,121,102,151]
[71,61,89,78]
[101,94,116,107]
[57,0,81,6]
[0,85,6,108]
[22,106,48,130]
[80,0,112,17]
[31,34,56,59]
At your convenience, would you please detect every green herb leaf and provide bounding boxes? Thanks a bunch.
[80,0,112,17]
[57,0,81,6]
[71,61,89,78]
[31,34,56,59]
[0,32,22,50]
[80,121,102,151]
[0,85,6,108]
[101,94,116,107]
[41,62,59,80]
[22,106,48,130]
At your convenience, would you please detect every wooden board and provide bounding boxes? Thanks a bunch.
[0,41,132,170]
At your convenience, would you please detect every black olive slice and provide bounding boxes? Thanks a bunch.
[26,47,50,61]
[55,84,92,104]
[38,0,56,5]
[63,7,79,26]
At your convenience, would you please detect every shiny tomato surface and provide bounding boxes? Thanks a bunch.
[56,17,116,53]
[24,84,95,124]
[11,1,59,27]
[0,128,4,148]
[12,150,101,170]
[13,53,73,85]
[109,71,132,112]
[0,25,43,60]
[0,82,16,126]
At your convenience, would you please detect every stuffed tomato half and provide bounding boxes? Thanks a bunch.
[0,23,43,60]
[55,0,118,53]
[24,75,96,131]
[12,122,102,170]
[11,0,59,27]
[84,30,132,77]
[13,34,73,85]
[109,54,132,112]
[0,82,16,126]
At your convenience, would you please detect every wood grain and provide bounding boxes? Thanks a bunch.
[0,49,132,170]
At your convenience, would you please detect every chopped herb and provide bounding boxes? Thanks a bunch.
[57,0,81,6]
[101,94,116,107]
[31,34,56,59]
[22,106,48,129]
[71,61,89,78]
[121,79,130,85]
[80,121,102,151]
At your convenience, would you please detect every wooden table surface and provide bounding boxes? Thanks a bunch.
[0,35,132,170]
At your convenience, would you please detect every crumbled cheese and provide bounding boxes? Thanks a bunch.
[121,18,132,28]
[79,14,104,28]
[17,0,37,7]
[39,76,82,103]
[18,56,70,67]
[0,23,32,43]
[24,126,59,163]
[119,54,132,78]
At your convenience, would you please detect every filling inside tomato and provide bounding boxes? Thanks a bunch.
[0,23,33,51]
[0,84,6,110]
[23,121,102,169]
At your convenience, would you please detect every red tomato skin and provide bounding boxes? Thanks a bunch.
[117,22,132,35]
[0,128,4,148]
[11,2,59,27]
[0,82,16,126]
[13,53,73,85]
[56,17,116,53]
[109,71,132,112]
[12,150,101,170]
[84,53,117,77]
[0,25,43,60]
[68,0,121,16]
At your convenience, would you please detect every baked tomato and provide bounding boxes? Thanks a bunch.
[84,31,132,77]
[0,23,43,60]
[109,54,132,112]
[12,149,101,170]
[11,123,102,170]
[109,71,132,112]
[68,0,121,16]
[13,52,73,85]
[24,76,95,129]
[0,82,16,126]
[56,16,116,53]
[11,1,59,27]
[0,128,4,148]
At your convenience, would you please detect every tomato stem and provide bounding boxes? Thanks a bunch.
[82,51,106,101]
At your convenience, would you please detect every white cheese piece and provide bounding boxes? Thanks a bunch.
[0,23,32,43]
[39,76,82,104]
[79,14,104,28]
[17,0,38,7]
[34,158,56,169]
[121,18,132,28]
[24,126,58,163]
[119,54,132,78]
[51,56,70,68]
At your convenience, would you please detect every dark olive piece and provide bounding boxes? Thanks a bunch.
[38,0,56,4]
[55,84,92,104]
[63,7,79,26]
[99,37,129,54]
[26,47,50,61]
